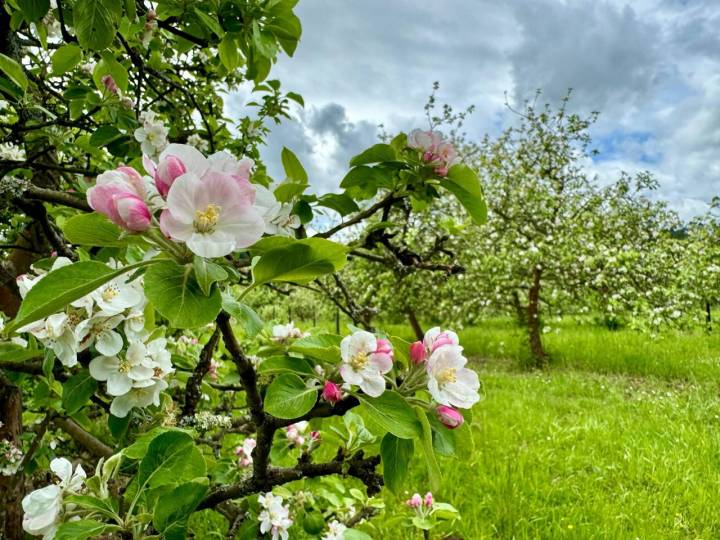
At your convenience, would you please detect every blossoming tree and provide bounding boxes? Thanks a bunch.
[0,1,484,538]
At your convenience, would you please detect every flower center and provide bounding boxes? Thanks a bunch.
[118,358,131,374]
[102,285,119,302]
[153,367,163,378]
[350,352,368,370]
[437,368,457,385]
[194,204,221,234]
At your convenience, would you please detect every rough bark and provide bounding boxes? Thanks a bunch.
[527,266,547,368]
[406,307,424,340]
[0,373,24,540]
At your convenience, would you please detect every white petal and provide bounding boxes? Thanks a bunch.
[109,394,133,418]
[89,356,119,381]
[96,330,123,356]
[185,233,236,258]
[107,373,133,396]
[166,172,204,222]
[160,143,208,177]
[339,364,363,386]
[50,458,72,484]
[359,373,386,397]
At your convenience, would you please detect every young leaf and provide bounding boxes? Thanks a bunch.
[8,260,156,333]
[380,433,414,493]
[416,407,441,492]
[0,53,28,93]
[137,431,206,490]
[288,333,342,363]
[62,212,144,247]
[17,0,50,22]
[252,238,348,285]
[281,146,308,183]
[144,261,222,328]
[357,391,422,439]
[221,293,264,337]
[444,164,488,225]
[153,479,209,540]
[316,193,359,216]
[263,373,318,419]
[62,370,98,414]
[54,520,121,540]
[219,34,241,70]
[193,257,228,296]
[74,0,116,51]
[349,143,397,167]
[51,44,82,75]
[257,356,316,377]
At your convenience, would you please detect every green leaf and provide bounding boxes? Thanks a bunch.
[0,53,28,93]
[444,164,488,225]
[0,341,40,362]
[8,260,155,334]
[89,125,124,148]
[343,530,374,540]
[288,333,342,363]
[62,370,97,414]
[144,261,222,329]
[64,495,119,520]
[193,257,228,296]
[93,54,129,93]
[18,0,50,22]
[257,356,316,377]
[263,373,317,419]
[340,166,396,200]
[108,413,131,440]
[221,293,264,337]
[357,391,422,439]
[153,479,209,540]
[137,431,206,490]
[193,8,224,37]
[252,238,348,285]
[317,193,359,216]
[218,34,241,70]
[62,212,145,247]
[273,180,307,203]
[416,407,441,492]
[55,520,120,540]
[380,433,414,493]
[349,143,397,167]
[281,147,308,183]
[51,44,82,75]
[74,0,116,51]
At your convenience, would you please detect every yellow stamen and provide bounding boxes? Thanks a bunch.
[118,358,131,374]
[194,204,221,233]
[350,352,368,370]
[102,285,119,302]
[437,368,457,385]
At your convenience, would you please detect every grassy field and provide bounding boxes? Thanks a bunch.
[374,320,720,539]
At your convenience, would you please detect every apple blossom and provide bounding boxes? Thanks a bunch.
[254,185,301,236]
[423,327,460,353]
[86,167,151,232]
[436,405,464,429]
[134,110,168,158]
[272,322,305,343]
[19,312,78,367]
[285,421,309,447]
[322,381,343,404]
[339,330,393,397]
[424,492,434,507]
[186,133,209,152]
[426,345,480,409]
[258,492,293,540]
[406,493,422,508]
[375,337,394,358]
[160,168,264,258]
[109,379,168,418]
[75,314,124,356]
[154,154,186,198]
[90,276,143,316]
[323,520,347,540]
[89,340,162,397]
[235,438,256,468]
[407,129,442,153]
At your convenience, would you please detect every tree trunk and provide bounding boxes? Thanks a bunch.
[0,374,24,540]
[406,308,424,341]
[705,300,712,332]
[527,266,547,368]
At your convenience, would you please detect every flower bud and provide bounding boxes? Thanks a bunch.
[101,74,118,94]
[375,338,393,358]
[114,193,152,232]
[436,405,464,429]
[154,155,187,198]
[146,9,157,20]
[406,493,422,508]
[424,492,434,507]
[322,381,343,405]
[431,332,455,352]
[409,341,426,364]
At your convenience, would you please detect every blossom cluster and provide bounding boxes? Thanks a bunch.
[271,322,307,343]
[22,458,85,539]
[87,143,300,259]
[407,129,458,176]
[258,492,293,540]
[0,439,23,476]
[16,257,173,418]
[285,421,320,450]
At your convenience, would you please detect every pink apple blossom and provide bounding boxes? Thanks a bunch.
[410,340,426,364]
[424,492,434,507]
[154,154,186,198]
[87,167,151,232]
[406,493,422,508]
[375,338,394,358]
[339,330,393,397]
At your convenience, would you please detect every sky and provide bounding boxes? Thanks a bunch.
[227,0,720,220]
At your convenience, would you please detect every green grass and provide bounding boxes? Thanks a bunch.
[371,319,720,539]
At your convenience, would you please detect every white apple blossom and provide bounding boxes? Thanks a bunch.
[186,133,209,152]
[22,458,85,540]
[20,313,78,367]
[254,185,301,236]
[258,492,293,540]
[426,345,480,409]
[109,379,168,418]
[339,331,392,398]
[90,276,143,316]
[89,341,157,396]
[134,111,168,158]
[75,314,124,356]
[323,520,347,540]
[271,322,305,343]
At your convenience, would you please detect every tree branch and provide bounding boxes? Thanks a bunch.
[181,327,220,418]
[53,417,113,458]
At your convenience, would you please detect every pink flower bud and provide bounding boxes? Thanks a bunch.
[101,74,118,94]
[310,431,320,441]
[154,155,187,198]
[406,493,422,508]
[431,333,455,352]
[114,193,152,232]
[409,341,426,364]
[436,405,464,429]
[435,166,449,177]
[146,9,157,20]
[375,338,393,358]
[424,492,434,507]
[322,381,343,405]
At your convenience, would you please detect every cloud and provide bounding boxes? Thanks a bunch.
[225,0,720,220]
